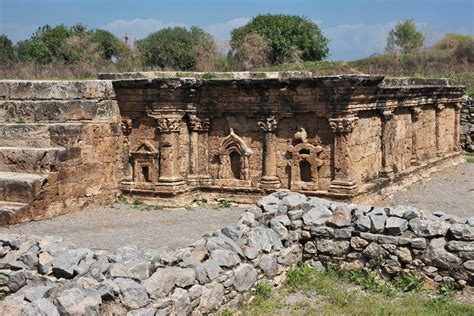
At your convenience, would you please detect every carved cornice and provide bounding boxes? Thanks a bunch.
[258,116,278,132]
[329,117,358,134]
[188,115,210,132]
[120,119,132,136]
[156,118,182,133]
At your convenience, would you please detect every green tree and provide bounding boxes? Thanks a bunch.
[16,24,72,63]
[137,26,217,70]
[230,14,329,65]
[386,19,424,54]
[0,35,15,61]
[90,29,129,61]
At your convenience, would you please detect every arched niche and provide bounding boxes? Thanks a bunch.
[130,140,159,184]
[215,128,253,186]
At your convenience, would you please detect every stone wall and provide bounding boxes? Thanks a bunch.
[0,193,472,314]
[461,95,473,152]
[0,80,122,224]
[114,74,465,206]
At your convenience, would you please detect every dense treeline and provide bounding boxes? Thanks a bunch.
[0,14,473,91]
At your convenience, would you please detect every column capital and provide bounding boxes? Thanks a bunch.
[380,109,394,121]
[410,107,422,121]
[120,118,132,136]
[188,115,210,132]
[329,117,358,134]
[258,115,278,132]
[435,103,445,112]
[155,117,182,133]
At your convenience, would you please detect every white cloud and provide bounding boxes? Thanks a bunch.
[323,22,396,60]
[102,18,184,41]
[204,18,250,40]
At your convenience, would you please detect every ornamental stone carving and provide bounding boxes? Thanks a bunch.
[257,116,278,132]
[156,118,182,132]
[120,119,132,136]
[188,115,210,132]
[329,117,358,134]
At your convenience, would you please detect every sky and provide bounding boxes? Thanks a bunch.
[1,0,473,61]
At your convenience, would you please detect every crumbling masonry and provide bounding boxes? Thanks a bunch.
[0,73,466,224]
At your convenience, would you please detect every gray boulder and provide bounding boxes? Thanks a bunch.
[355,215,371,232]
[385,217,409,235]
[142,268,176,299]
[316,240,350,257]
[210,249,240,268]
[409,219,450,237]
[450,224,474,241]
[302,205,332,226]
[197,282,224,314]
[282,192,307,210]
[362,242,389,259]
[368,208,387,233]
[55,287,102,315]
[114,277,150,309]
[22,298,59,316]
[327,206,351,228]
[233,264,257,292]
[424,238,462,270]
[52,248,89,279]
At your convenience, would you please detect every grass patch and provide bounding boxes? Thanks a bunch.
[466,157,474,163]
[216,200,232,209]
[239,265,474,316]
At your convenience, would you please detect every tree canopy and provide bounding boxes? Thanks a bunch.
[386,19,424,54]
[0,35,15,61]
[230,14,329,65]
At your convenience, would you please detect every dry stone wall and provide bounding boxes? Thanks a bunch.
[0,193,472,315]
[461,95,473,151]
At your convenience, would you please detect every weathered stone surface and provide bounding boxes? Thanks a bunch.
[210,249,240,268]
[424,238,462,270]
[388,205,420,220]
[446,241,474,252]
[233,264,257,292]
[327,207,351,228]
[258,254,278,276]
[281,192,307,210]
[450,224,474,241]
[170,288,190,315]
[302,205,332,226]
[197,282,224,313]
[52,248,88,278]
[362,243,389,259]
[316,240,350,257]
[409,219,450,237]
[126,308,156,316]
[23,298,60,316]
[311,226,334,238]
[350,237,369,250]
[355,215,371,232]
[56,287,102,315]
[142,268,176,299]
[368,208,387,233]
[385,217,409,235]
[114,277,150,309]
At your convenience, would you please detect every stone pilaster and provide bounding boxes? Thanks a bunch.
[155,117,184,184]
[258,116,280,188]
[121,118,133,182]
[435,104,445,157]
[454,103,462,152]
[328,116,358,194]
[187,115,211,185]
[410,107,421,166]
[380,109,395,178]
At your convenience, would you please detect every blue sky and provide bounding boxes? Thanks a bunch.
[1,0,473,60]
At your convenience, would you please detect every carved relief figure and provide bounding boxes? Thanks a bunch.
[287,128,323,190]
[217,128,253,181]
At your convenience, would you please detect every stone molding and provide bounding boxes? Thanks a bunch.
[156,118,182,133]
[188,115,210,132]
[257,116,278,132]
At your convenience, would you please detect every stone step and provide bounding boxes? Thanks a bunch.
[0,171,47,203]
[0,201,30,225]
[0,147,67,173]
[0,123,83,147]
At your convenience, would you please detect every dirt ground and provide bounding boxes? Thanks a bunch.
[1,162,472,251]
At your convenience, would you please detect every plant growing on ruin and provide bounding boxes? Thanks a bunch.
[394,273,425,292]
[202,72,217,79]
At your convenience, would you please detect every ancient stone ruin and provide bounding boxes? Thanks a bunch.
[0,72,467,224]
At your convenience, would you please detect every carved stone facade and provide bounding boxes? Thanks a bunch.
[113,74,465,205]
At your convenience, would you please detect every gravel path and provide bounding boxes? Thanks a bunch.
[387,161,474,218]
[0,204,244,250]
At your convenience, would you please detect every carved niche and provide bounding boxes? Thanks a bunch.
[287,128,323,190]
[130,141,159,184]
[216,128,253,184]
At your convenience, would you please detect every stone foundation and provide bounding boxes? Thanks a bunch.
[0,193,472,314]
[461,95,473,152]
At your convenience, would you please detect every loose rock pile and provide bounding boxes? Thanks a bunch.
[0,192,472,315]
[461,95,474,151]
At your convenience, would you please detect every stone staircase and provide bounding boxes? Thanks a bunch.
[0,122,83,224]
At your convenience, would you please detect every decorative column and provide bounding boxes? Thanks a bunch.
[188,114,211,185]
[410,107,422,166]
[155,117,185,186]
[258,116,280,188]
[380,109,395,178]
[120,118,133,182]
[435,104,445,157]
[328,116,358,194]
[454,103,462,152]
